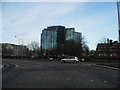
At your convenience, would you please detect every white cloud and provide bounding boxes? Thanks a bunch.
[64,4,118,50]
[2,2,117,50]
[3,2,80,45]
[4,3,79,27]
[2,0,116,2]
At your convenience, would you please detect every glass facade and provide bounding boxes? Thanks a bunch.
[41,29,57,51]
[41,26,82,54]
[65,28,74,41]
[74,32,82,43]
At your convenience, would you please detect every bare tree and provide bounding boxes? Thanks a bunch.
[27,41,40,58]
[27,41,39,51]
[99,37,107,43]
[81,36,89,52]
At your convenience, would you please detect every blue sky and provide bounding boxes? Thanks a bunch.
[2,2,119,50]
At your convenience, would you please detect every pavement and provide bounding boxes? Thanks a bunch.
[2,59,120,88]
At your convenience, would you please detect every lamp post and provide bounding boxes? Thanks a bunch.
[15,36,24,58]
[107,38,110,64]
[117,0,120,42]
[15,36,24,45]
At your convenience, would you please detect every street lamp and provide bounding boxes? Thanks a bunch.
[14,35,24,58]
[15,36,24,45]
[117,0,120,42]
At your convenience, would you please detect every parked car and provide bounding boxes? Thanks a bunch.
[61,56,79,63]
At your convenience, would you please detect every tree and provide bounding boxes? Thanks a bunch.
[27,41,40,58]
[81,36,90,52]
[63,40,83,57]
[27,41,39,51]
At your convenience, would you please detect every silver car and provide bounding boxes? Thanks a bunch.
[61,56,79,63]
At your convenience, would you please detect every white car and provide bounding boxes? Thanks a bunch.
[61,56,79,63]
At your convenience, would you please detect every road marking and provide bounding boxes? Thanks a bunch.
[78,78,81,81]
[46,76,50,79]
[37,76,40,79]
[43,77,50,80]
[0,64,2,69]
[90,80,94,82]
[67,78,70,80]
[15,64,19,68]
[56,77,59,80]
[43,77,46,80]
[104,80,107,83]
[96,65,120,71]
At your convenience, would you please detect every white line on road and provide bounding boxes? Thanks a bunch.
[46,76,50,79]
[56,77,59,80]
[43,77,46,80]
[104,80,107,83]
[67,78,70,80]
[78,78,81,81]
[90,80,94,82]
[0,64,2,69]
[96,65,120,71]
[15,64,19,68]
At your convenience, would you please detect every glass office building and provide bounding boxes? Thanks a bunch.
[41,29,57,51]
[41,26,65,52]
[41,26,82,54]
[74,32,82,44]
[65,28,75,41]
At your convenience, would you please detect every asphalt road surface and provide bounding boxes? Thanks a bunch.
[2,59,120,88]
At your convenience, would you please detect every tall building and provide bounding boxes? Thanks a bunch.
[65,28,75,41]
[41,25,82,56]
[74,32,82,44]
[41,26,65,52]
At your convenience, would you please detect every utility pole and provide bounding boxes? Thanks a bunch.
[117,0,120,42]
[117,0,120,59]
[107,38,110,64]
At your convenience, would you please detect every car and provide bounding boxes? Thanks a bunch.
[61,56,79,63]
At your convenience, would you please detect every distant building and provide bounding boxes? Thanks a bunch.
[96,41,120,59]
[1,43,29,57]
[41,25,82,57]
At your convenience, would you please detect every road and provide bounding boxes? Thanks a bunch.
[2,59,120,88]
